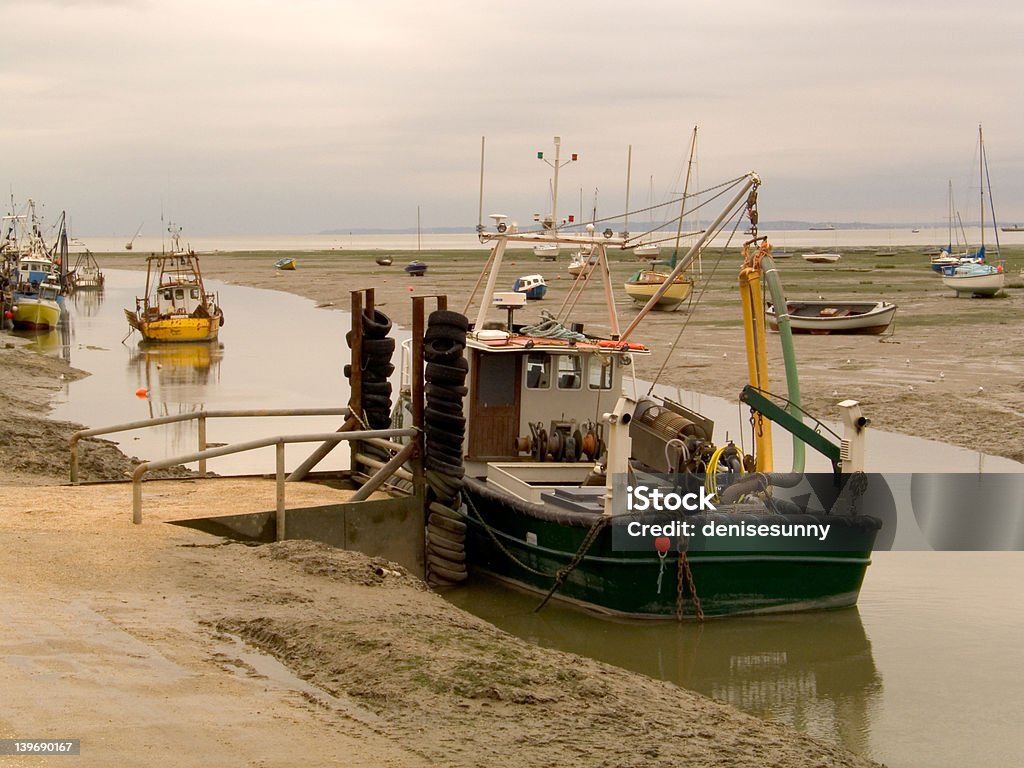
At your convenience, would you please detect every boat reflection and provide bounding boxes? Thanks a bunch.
[69,286,105,317]
[11,323,71,363]
[128,340,224,416]
[448,582,882,757]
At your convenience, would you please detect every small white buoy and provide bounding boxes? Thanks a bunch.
[908,385,914,392]
[905,359,911,366]
[939,372,945,379]
[845,359,851,364]
[978,386,984,393]
[722,352,728,358]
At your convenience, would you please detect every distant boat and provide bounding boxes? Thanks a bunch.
[567,245,598,277]
[939,124,1005,297]
[375,255,394,266]
[274,257,297,270]
[875,250,896,257]
[809,224,835,231]
[533,243,560,261]
[125,222,143,251]
[68,247,105,290]
[767,300,897,335]
[513,273,548,300]
[1002,225,1024,232]
[802,252,842,264]
[405,260,427,277]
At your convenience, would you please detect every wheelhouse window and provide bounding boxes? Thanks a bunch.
[525,352,550,389]
[588,355,613,390]
[556,355,582,390]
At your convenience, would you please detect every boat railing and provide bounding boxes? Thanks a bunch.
[69,407,419,529]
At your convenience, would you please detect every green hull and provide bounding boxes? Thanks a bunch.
[463,484,880,619]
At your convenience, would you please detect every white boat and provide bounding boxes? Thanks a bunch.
[68,246,105,290]
[802,252,842,264]
[766,300,897,335]
[567,245,598,277]
[632,242,660,260]
[939,125,1005,297]
[942,263,1004,297]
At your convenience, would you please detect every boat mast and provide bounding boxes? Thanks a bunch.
[623,144,632,238]
[537,136,576,235]
[979,123,985,253]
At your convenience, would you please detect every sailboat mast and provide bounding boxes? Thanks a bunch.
[417,206,422,253]
[623,144,632,238]
[979,123,985,251]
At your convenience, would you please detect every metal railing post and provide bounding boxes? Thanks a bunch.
[276,440,286,541]
[198,413,208,477]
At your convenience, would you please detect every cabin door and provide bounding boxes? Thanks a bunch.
[468,352,521,460]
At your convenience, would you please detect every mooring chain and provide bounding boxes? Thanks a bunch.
[535,516,609,613]
[675,531,705,622]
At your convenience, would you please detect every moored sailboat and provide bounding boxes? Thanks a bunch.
[941,125,1005,297]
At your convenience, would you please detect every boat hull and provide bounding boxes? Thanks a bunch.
[767,301,897,335]
[11,296,61,330]
[802,253,842,264]
[462,481,879,618]
[274,258,297,270]
[124,309,221,342]
[623,278,692,309]
[942,272,1004,297]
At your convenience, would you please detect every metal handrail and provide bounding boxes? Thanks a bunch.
[130,427,418,528]
[69,407,350,483]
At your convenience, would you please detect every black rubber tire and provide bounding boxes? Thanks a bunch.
[424,409,467,432]
[427,539,466,563]
[365,412,391,430]
[428,558,468,583]
[425,444,464,467]
[361,381,392,397]
[424,324,466,344]
[427,309,469,332]
[362,337,396,356]
[428,501,465,521]
[425,470,464,498]
[343,363,352,379]
[361,308,393,338]
[423,336,465,364]
[426,431,465,453]
[425,455,466,478]
[425,382,467,401]
[427,524,464,551]
[428,511,468,534]
[422,398,463,416]
[362,392,392,409]
[425,361,468,386]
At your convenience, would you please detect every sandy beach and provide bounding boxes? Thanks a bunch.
[3,241,1022,766]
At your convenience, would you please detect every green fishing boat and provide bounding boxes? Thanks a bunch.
[401,167,881,619]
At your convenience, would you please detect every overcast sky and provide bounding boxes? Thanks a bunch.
[3,0,1022,236]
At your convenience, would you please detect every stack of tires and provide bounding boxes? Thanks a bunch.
[345,308,395,430]
[422,310,470,586]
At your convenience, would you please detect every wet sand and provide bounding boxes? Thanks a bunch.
[3,241,1021,766]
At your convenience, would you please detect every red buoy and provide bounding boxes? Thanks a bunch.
[654,536,671,555]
